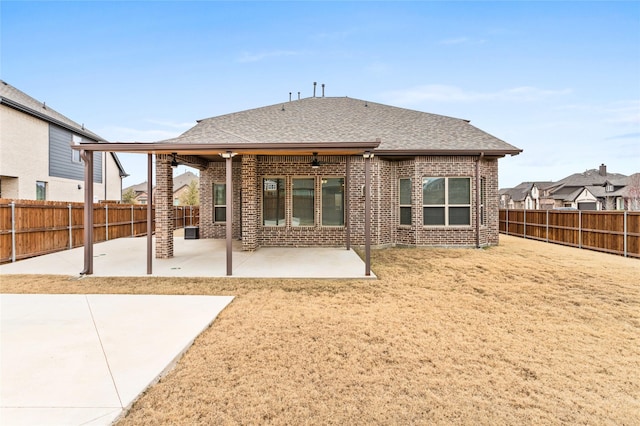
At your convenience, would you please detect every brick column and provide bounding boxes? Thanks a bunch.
[155,154,174,258]
[241,155,258,251]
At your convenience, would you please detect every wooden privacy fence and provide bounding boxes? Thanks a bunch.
[0,199,199,263]
[499,209,639,259]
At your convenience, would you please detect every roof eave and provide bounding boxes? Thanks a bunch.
[72,141,381,155]
[374,148,523,157]
[1,96,104,142]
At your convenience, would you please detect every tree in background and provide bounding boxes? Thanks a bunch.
[122,187,137,204]
[627,173,640,211]
[180,180,200,206]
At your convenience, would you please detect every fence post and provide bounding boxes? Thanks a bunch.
[578,210,582,249]
[10,201,16,263]
[105,204,109,241]
[623,211,627,258]
[546,209,549,243]
[523,209,527,239]
[505,209,509,235]
[131,204,134,237]
[68,204,73,249]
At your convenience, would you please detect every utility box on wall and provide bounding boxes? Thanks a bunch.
[185,226,199,240]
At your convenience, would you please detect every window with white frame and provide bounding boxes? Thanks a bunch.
[263,178,285,226]
[292,178,315,226]
[480,177,486,226]
[321,177,344,226]
[399,178,412,225]
[36,181,47,201]
[71,134,83,163]
[213,183,226,222]
[422,177,471,226]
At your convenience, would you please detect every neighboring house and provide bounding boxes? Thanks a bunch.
[170,171,199,205]
[0,81,127,202]
[122,171,199,205]
[499,182,551,209]
[122,181,150,204]
[502,164,634,210]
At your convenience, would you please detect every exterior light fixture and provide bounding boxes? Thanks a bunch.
[363,151,374,159]
[170,153,179,168]
[220,151,237,159]
[311,152,320,169]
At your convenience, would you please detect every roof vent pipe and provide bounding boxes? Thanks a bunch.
[289,92,292,102]
[313,82,317,97]
[298,92,301,100]
[322,83,325,97]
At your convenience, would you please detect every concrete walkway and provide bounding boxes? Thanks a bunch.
[0,235,375,279]
[0,294,234,426]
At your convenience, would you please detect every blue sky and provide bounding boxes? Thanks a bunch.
[2,1,639,188]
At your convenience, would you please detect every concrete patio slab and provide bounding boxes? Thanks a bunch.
[0,235,375,278]
[0,294,234,426]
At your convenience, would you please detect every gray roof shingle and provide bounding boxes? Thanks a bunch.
[162,97,521,154]
[0,80,103,141]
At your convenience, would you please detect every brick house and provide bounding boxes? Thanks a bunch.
[76,96,521,275]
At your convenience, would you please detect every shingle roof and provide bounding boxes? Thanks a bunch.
[172,171,199,190]
[556,169,628,187]
[162,97,521,155]
[0,80,103,141]
[1,80,128,177]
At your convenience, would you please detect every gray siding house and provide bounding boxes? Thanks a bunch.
[0,81,127,202]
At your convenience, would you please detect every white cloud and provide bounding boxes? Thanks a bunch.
[237,50,301,63]
[383,84,572,105]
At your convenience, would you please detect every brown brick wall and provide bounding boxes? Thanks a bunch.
[199,160,242,241]
[155,154,174,258]
[198,154,502,249]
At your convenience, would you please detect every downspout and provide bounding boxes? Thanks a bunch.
[475,152,484,248]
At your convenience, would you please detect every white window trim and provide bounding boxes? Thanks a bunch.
[262,177,286,227]
[213,182,226,224]
[422,177,472,227]
[399,177,412,226]
[320,176,345,227]
[292,176,316,227]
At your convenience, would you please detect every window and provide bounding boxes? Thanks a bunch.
[422,177,471,226]
[480,178,486,226]
[213,183,226,222]
[292,178,315,226]
[399,178,412,225]
[322,178,344,226]
[71,134,82,163]
[36,181,47,201]
[263,178,285,226]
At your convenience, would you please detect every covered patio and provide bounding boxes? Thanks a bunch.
[0,232,375,278]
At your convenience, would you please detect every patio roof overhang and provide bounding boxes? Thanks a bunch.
[72,141,382,157]
[76,140,380,277]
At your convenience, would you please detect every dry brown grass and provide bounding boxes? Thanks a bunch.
[2,235,639,425]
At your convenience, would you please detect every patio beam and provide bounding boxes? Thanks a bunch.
[222,151,235,276]
[345,155,351,251]
[147,154,153,274]
[80,150,93,275]
[364,151,372,276]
